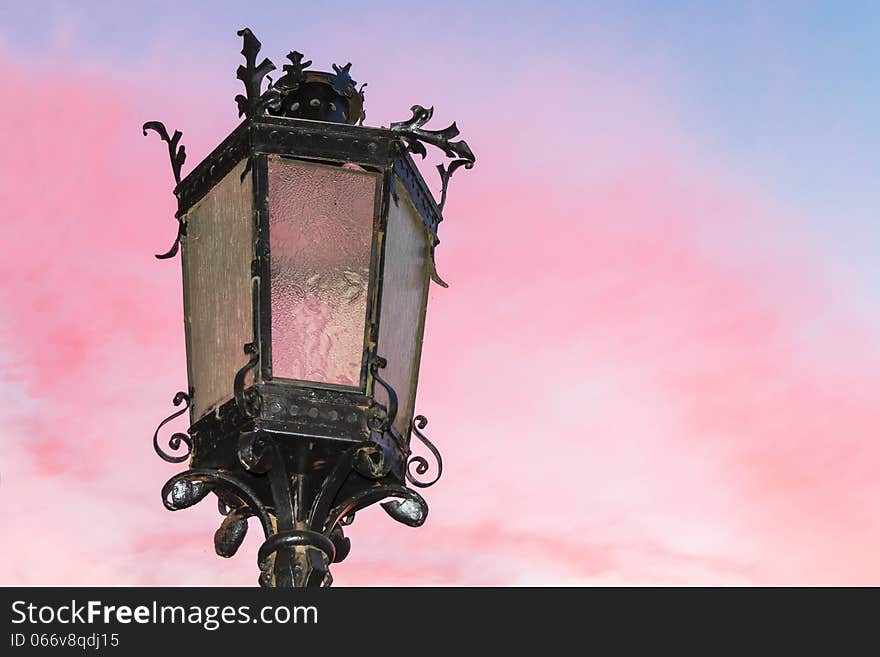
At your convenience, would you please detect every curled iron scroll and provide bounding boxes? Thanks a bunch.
[152,391,193,463]
[234,342,261,417]
[368,355,398,432]
[162,469,272,537]
[406,415,443,488]
[324,484,428,533]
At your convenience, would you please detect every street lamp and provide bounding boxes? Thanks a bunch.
[145,28,474,587]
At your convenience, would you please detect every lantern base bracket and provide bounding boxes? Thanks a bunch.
[159,417,428,587]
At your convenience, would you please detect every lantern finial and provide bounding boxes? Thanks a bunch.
[234,27,366,125]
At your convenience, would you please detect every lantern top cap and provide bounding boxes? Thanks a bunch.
[143,27,477,261]
[235,28,365,125]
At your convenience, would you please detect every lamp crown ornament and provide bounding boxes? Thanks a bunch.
[142,27,474,587]
[233,28,366,125]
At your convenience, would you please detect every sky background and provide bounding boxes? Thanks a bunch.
[1,1,879,585]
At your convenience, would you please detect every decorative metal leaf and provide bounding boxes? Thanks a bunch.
[357,83,367,126]
[142,121,186,185]
[331,62,355,97]
[390,105,475,214]
[329,525,351,563]
[428,242,449,288]
[381,495,428,527]
[170,478,213,509]
[275,51,312,90]
[152,221,184,260]
[162,469,273,536]
[436,158,471,212]
[235,28,277,118]
[214,513,249,558]
[142,121,188,259]
[402,136,428,159]
[392,104,433,131]
[391,106,474,159]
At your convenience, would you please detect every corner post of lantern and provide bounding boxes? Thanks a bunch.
[144,27,474,587]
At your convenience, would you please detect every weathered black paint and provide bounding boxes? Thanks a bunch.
[146,27,467,588]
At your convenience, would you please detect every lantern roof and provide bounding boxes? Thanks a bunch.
[143,26,475,270]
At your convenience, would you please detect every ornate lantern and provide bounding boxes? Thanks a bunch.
[145,28,474,587]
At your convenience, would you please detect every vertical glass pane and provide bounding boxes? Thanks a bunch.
[376,181,431,439]
[182,159,254,421]
[268,156,379,387]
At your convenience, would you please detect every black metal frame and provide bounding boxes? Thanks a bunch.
[145,27,473,587]
[168,116,433,441]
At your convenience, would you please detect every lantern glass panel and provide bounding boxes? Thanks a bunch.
[182,159,254,420]
[375,181,431,438]
[267,156,380,387]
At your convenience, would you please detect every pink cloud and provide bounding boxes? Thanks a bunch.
[1,35,878,587]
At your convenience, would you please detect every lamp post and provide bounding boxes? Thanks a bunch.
[145,28,474,587]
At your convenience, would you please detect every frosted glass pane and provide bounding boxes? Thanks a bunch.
[376,181,431,438]
[268,156,379,387]
[182,159,254,421]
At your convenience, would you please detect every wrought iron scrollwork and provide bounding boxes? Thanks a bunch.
[142,121,187,259]
[391,105,475,218]
[428,238,450,288]
[233,342,261,417]
[406,415,443,488]
[391,105,474,289]
[150,26,446,588]
[151,219,185,260]
[160,437,430,587]
[368,355,398,432]
[142,121,186,185]
[391,105,475,164]
[152,392,193,463]
[275,51,311,91]
[325,484,428,529]
[258,531,336,576]
[162,469,273,533]
[436,159,471,213]
[331,62,355,96]
[235,28,280,118]
[356,83,367,125]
